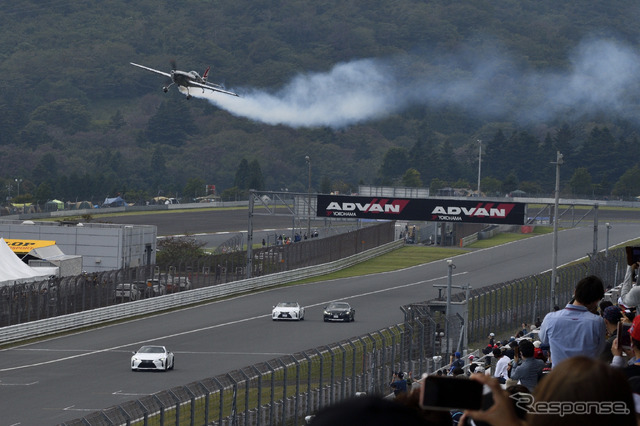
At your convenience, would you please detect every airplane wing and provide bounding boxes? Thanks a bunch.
[130,62,171,78]
[189,80,239,97]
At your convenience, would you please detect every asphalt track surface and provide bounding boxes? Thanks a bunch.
[2,209,640,425]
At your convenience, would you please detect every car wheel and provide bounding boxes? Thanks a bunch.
[170,360,174,370]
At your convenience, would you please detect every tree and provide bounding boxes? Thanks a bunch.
[145,99,196,146]
[149,147,168,191]
[248,159,264,190]
[402,168,423,187]
[377,147,409,184]
[183,177,206,200]
[569,167,593,197]
[481,177,502,196]
[156,236,206,268]
[234,159,250,190]
[30,98,91,134]
[613,166,640,198]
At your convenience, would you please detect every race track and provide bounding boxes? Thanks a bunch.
[1,210,639,425]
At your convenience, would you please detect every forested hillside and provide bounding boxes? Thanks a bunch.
[2,0,640,205]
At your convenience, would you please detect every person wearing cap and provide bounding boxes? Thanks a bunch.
[389,371,407,396]
[449,351,464,373]
[600,305,623,363]
[488,332,495,346]
[539,275,606,368]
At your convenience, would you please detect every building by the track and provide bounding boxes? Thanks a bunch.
[0,219,157,273]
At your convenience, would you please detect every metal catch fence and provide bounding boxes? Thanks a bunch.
[60,246,631,426]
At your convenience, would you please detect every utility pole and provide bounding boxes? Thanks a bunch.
[550,151,563,308]
[477,140,482,196]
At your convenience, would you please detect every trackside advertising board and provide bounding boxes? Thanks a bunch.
[316,195,526,225]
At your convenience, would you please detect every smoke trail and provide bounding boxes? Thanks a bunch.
[197,38,640,129]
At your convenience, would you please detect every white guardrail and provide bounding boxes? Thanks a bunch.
[0,240,404,345]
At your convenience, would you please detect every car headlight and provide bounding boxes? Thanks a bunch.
[324,310,329,315]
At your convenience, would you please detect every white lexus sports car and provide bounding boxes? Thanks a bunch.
[131,345,174,371]
[272,302,305,321]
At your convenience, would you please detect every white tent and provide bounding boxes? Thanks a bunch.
[0,238,56,285]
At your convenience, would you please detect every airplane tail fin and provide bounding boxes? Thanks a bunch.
[202,66,210,82]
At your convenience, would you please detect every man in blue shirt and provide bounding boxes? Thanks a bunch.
[539,275,606,368]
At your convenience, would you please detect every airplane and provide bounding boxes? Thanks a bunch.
[130,61,239,99]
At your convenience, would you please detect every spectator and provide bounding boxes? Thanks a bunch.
[599,299,613,315]
[534,317,542,328]
[612,314,640,378]
[493,347,510,384]
[532,340,547,363]
[600,305,622,363]
[449,351,464,373]
[620,262,640,309]
[508,339,545,392]
[538,275,606,367]
[390,372,407,396]
[462,356,636,426]
[488,332,496,346]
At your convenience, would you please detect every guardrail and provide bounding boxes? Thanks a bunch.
[0,240,403,345]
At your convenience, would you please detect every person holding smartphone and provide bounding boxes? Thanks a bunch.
[509,339,545,392]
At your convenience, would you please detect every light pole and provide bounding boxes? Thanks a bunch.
[477,140,482,196]
[445,259,455,356]
[14,178,22,198]
[550,151,563,308]
[605,223,612,257]
[305,156,311,238]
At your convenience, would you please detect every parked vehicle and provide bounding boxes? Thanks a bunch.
[114,283,140,301]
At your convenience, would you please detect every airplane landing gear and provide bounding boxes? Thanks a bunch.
[163,87,169,93]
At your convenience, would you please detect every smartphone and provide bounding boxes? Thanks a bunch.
[420,375,483,411]
[618,322,632,351]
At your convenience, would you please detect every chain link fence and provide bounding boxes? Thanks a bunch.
[57,243,635,425]
[0,222,395,328]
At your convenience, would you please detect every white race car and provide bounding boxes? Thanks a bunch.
[272,302,305,321]
[131,345,174,371]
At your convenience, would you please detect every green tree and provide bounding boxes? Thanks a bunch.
[248,159,265,190]
[156,236,206,268]
[234,159,250,190]
[569,167,593,197]
[481,177,502,196]
[402,168,423,187]
[184,177,206,200]
[320,176,332,194]
[377,147,409,184]
[145,99,196,146]
[30,98,91,134]
[613,166,640,198]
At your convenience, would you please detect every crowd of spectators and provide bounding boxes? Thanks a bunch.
[310,264,640,425]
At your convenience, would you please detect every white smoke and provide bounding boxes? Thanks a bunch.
[196,38,640,129]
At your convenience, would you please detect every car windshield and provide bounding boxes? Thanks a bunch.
[328,302,350,309]
[277,302,298,308]
[138,346,164,354]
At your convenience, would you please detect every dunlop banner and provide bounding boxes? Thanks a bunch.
[316,195,526,225]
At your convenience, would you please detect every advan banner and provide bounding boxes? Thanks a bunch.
[316,195,526,225]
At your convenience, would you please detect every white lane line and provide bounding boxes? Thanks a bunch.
[0,272,465,373]
[0,380,39,386]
